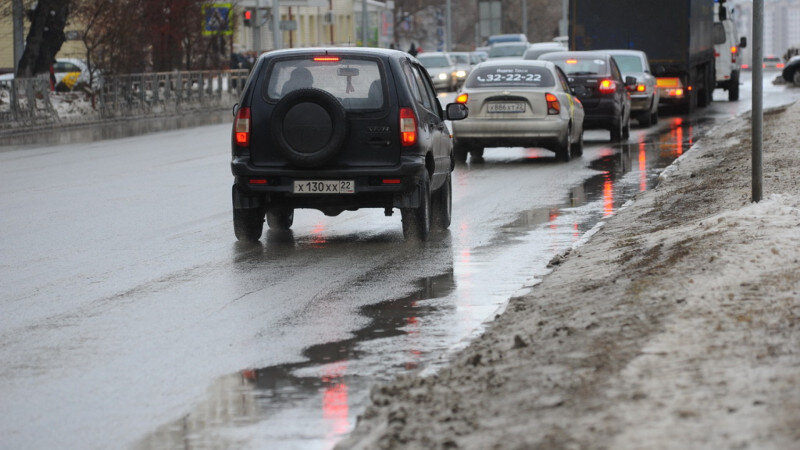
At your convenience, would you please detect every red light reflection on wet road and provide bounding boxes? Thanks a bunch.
[311,222,327,248]
[322,362,349,439]
[639,140,647,192]
[603,173,614,217]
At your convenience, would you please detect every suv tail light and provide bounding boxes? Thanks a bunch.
[545,93,560,115]
[598,79,616,94]
[399,107,417,147]
[234,107,251,147]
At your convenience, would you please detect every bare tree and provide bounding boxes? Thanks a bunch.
[16,0,71,77]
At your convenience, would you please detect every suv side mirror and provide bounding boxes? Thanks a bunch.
[446,103,468,121]
[740,37,747,49]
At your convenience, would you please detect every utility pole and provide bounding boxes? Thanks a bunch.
[273,0,282,51]
[361,0,368,46]
[752,0,763,202]
[521,0,527,38]
[446,0,452,51]
[254,0,262,53]
[12,0,24,74]
[560,0,568,38]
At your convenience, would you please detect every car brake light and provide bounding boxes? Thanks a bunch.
[777,63,785,69]
[545,93,560,115]
[742,64,749,69]
[636,84,646,92]
[234,107,251,147]
[382,178,402,184]
[313,56,340,62]
[456,93,468,104]
[598,79,616,94]
[399,107,417,147]
[249,178,268,184]
[566,59,578,64]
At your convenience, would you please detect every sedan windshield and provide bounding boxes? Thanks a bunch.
[611,55,644,74]
[418,55,451,68]
[466,65,555,88]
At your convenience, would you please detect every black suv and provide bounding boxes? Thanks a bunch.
[231,48,468,241]
[541,51,634,142]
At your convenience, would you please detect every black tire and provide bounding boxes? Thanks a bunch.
[609,117,623,142]
[234,207,265,242]
[728,71,740,101]
[622,114,631,139]
[570,128,584,157]
[470,147,485,161]
[431,173,452,230]
[651,109,659,125]
[270,88,347,168]
[556,128,572,162]
[638,110,652,127]
[453,141,469,163]
[267,208,294,230]
[401,172,431,241]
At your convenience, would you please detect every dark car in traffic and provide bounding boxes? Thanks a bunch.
[541,51,634,142]
[230,48,468,242]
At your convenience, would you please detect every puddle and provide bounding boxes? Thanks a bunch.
[138,115,711,449]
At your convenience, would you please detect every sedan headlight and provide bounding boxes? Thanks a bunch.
[455,70,467,78]
[438,73,448,81]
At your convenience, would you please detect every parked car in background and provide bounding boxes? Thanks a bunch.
[763,56,784,70]
[447,52,474,88]
[470,52,488,64]
[53,58,99,90]
[417,52,459,91]
[488,42,530,59]
[606,49,660,127]
[541,51,633,142]
[781,55,800,86]
[524,42,568,60]
[451,59,584,162]
[230,48,468,241]
[487,33,528,46]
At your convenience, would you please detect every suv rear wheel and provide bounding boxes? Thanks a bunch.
[402,172,431,240]
[267,208,294,230]
[234,207,266,242]
[431,173,452,230]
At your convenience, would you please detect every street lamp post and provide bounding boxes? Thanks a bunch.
[752,0,763,202]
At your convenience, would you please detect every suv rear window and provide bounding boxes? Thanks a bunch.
[265,57,384,110]
[466,65,555,88]
[546,57,609,76]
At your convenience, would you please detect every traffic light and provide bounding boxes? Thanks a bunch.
[243,9,252,27]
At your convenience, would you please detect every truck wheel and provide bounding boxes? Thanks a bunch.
[402,172,431,241]
[728,71,740,101]
[234,207,265,242]
[431,173,452,230]
[267,208,294,230]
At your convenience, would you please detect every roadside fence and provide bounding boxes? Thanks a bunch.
[0,69,249,132]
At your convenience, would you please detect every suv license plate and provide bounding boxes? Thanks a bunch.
[488,102,526,113]
[293,180,355,194]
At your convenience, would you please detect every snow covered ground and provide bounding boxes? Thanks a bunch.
[338,102,800,449]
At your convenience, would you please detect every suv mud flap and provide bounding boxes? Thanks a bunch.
[232,184,267,210]
[392,175,424,209]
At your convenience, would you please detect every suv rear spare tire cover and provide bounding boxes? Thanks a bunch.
[270,88,347,167]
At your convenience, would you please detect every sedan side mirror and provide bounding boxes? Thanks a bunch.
[625,76,637,87]
[740,37,747,49]
[446,103,468,121]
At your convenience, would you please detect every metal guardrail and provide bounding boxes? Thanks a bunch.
[0,69,249,131]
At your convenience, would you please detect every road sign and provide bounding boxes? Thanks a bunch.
[202,3,233,36]
[279,20,297,31]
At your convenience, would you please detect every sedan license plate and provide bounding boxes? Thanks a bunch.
[488,102,526,113]
[293,180,355,194]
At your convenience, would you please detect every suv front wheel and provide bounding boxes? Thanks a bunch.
[401,172,432,240]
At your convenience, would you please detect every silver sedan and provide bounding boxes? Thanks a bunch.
[451,60,585,162]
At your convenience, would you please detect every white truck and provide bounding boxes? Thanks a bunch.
[714,1,746,101]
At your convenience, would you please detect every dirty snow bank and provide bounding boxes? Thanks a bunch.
[338,102,800,449]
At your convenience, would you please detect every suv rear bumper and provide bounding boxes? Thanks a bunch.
[231,155,428,211]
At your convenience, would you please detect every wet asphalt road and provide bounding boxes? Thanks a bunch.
[1,72,797,449]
